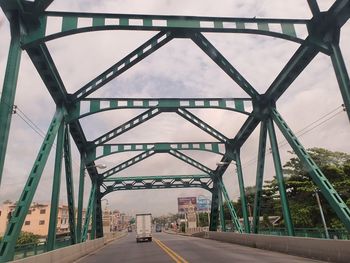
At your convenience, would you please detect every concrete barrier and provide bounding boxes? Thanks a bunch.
[192,231,350,262]
[13,232,127,263]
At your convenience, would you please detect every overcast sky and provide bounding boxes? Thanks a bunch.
[0,0,350,217]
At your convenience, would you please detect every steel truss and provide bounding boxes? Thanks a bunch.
[0,0,350,261]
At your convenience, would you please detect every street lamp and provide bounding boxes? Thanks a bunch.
[216,160,236,167]
[85,163,107,170]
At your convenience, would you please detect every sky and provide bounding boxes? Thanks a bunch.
[0,0,350,217]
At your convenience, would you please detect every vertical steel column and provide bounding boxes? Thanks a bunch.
[0,14,22,186]
[218,187,226,232]
[266,117,294,236]
[47,120,65,251]
[307,0,321,16]
[91,180,97,240]
[272,108,350,231]
[219,180,243,233]
[252,121,268,233]
[330,42,350,122]
[95,185,104,238]
[82,183,96,242]
[63,125,77,244]
[209,179,220,231]
[0,108,64,261]
[76,155,86,243]
[234,150,250,233]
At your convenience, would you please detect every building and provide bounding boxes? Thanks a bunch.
[0,202,73,237]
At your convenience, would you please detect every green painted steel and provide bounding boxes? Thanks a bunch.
[70,98,251,121]
[169,150,213,175]
[234,150,251,233]
[22,12,309,46]
[95,195,104,238]
[88,142,224,162]
[266,118,294,236]
[104,174,211,182]
[252,121,268,234]
[0,108,64,262]
[219,180,243,233]
[209,179,220,231]
[1,1,350,257]
[63,125,77,245]
[76,156,86,243]
[92,108,161,146]
[103,174,213,195]
[219,188,226,232]
[47,120,65,251]
[265,45,319,101]
[307,0,321,15]
[191,33,259,100]
[271,108,350,232]
[91,181,97,240]
[82,183,96,242]
[0,15,22,186]
[176,108,229,142]
[72,32,174,101]
[330,43,350,121]
[103,149,156,179]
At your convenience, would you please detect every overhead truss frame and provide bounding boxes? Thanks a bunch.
[0,0,350,261]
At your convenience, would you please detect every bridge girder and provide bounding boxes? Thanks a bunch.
[0,1,350,262]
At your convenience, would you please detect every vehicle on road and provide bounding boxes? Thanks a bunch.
[136,213,152,242]
[155,224,162,232]
[127,225,132,232]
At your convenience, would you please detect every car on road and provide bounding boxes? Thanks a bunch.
[155,224,162,232]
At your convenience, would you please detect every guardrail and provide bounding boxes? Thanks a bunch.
[258,228,349,240]
[13,231,127,262]
[192,231,350,263]
[14,238,71,260]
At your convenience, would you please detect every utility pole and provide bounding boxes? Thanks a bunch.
[315,190,330,239]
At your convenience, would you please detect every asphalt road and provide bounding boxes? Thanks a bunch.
[78,232,324,263]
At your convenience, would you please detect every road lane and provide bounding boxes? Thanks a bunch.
[78,233,173,263]
[77,232,325,263]
[156,232,324,263]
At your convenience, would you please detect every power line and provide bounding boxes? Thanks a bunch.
[1,91,81,169]
[242,105,346,168]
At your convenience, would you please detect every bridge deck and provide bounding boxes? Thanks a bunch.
[78,232,324,263]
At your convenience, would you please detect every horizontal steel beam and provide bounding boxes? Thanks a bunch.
[22,12,309,46]
[102,174,213,195]
[68,97,252,121]
[88,142,225,162]
[104,174,211,182]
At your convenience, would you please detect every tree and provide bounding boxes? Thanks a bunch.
[273,147,350,228]
[16,232,39,245]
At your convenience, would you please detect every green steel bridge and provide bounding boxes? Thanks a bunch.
[0,0,349,261]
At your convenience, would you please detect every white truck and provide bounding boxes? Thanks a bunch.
[136,213,152,242]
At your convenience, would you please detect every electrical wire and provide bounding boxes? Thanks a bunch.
[242,105,346,168]
[0,91,82,168]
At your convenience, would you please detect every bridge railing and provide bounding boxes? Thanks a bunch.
[14,238,71,260]
[258,228,349,240]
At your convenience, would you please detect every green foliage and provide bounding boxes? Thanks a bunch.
[180,222,186,232]
[267,148,350,228]
[197,212,209,227]
[223,148,350,230]
[16,232,39,245]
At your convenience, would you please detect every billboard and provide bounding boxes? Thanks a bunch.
[197,196,211,212]
[177,197,197,213]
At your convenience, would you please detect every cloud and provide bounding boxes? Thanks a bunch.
[0,0,349,217]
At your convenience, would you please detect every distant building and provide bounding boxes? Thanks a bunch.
[0,201,86,237]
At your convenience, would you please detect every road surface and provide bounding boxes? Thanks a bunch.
[78,232,324,262]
